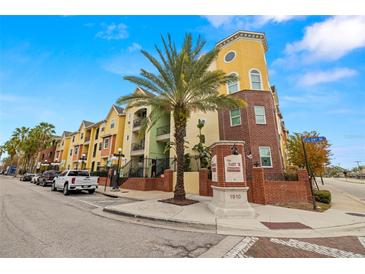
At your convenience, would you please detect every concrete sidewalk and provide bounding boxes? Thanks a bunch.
[102,188,365,238]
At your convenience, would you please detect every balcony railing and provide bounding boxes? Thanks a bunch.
[156,125,170,136]
[132,142,145,151]
[133,119,142,128]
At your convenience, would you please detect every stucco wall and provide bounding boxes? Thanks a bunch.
[172,171,200,195]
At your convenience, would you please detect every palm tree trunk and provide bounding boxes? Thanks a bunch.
[173,111,187,201]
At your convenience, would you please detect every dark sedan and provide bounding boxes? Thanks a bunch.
[20,173,35,181]
[38,170,59,187]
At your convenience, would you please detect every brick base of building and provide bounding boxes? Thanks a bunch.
[97,169,173,192]
[199,168,312,205]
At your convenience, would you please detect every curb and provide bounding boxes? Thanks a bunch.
[103,207,217,231]
[103,207,217,229]
[96,189,143,201]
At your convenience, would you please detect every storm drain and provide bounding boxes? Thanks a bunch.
[261,222,312,230]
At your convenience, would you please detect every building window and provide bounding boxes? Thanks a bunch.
[259,146,272,168]
[74,146,78,155]
[254,106,266,124]
[80,133,84,139]
[224,51,236,63]
[95,128,99,140]
[93,144,97,158]
[227,73,239,94]
[72,136,75,142]
[103,138,109,149]
[98,143,102,150]
[250,69,262,90]
[61,141,64,146]
[229,109,241,126]
[69,149,73,156]
[126,135,129,141]
[110,119,115,129]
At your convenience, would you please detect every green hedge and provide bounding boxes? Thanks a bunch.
[314,190,331,204]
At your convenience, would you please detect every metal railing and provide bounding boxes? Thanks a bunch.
[264,172,299,181]
[133,119,142,128]
[156,125,170,136]
[131,142,145,151]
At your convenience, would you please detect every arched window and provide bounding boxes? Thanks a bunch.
[250,69,262,90]
[226,73,239,94]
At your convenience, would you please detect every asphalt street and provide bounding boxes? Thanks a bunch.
[1,175,364,258]
[322,177,365,202]
[0,175,223,258]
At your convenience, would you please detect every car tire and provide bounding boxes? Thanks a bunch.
[88,189,95,194]
[51,182,56,191]
[63,183,69,196]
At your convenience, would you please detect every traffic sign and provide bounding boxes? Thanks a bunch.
[303,136,326,143]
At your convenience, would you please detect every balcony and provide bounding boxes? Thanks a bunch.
[84,136,91,145]
[156,125,170,142]
[131,142,145,156]
[132,119,142,131]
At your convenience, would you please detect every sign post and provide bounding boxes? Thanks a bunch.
[302,136,326,210]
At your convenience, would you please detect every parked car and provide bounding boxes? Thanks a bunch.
[20,173,35,181]
[52,170,98,195]
[32,173,42,184]
[38,170,59,187]
[4,166,16,175]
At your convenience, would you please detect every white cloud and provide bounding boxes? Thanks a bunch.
[203,16,234,28]
[286,16,365,62]
[203,15,299,29]
[128,42,142,52]
[298,67,358,86]
[96,23,128,40]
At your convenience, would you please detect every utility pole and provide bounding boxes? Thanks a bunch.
[355,161,361,178]
[301,136,316,210]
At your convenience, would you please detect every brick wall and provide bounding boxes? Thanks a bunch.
[218,90,284,179]
[98,169,173,192]
[249,167,312,205]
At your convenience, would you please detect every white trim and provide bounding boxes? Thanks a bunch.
[259,146,273,168]
[254,105,266,125]
[229,109,241,127]
[110,118,116,129]
[226,72,240,94]
[249,68,263,91]
[103,137,110,149]
[223,50,237,63]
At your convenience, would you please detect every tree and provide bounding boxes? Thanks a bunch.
[287,131,331,175]
[117,33,246,201]
[192,119,211,168]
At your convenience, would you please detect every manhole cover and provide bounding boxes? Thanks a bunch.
[346,212,365,217]
[261,222,312,230]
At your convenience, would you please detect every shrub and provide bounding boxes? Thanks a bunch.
[314,190,331,204]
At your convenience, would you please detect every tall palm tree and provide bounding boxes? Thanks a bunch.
[117,34,246,201]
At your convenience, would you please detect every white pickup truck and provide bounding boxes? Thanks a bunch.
[52,170,98,195]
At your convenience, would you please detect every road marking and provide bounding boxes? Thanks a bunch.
[270,238,364,258]
[223,237,258,258]
[359,237,365,249]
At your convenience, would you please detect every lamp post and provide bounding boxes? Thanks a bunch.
[112,148,124,190]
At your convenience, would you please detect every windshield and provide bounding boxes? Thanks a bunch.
[68,171,89,176]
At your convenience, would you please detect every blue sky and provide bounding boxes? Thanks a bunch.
[0,15,364,168]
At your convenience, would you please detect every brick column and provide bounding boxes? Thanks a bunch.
[251,167,267,204]
[199,168,210,196]
[163,169,173,192]
[298,169,312,203]
[211,141,246,187]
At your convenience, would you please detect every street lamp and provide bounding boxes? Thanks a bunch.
[112,148,124,190]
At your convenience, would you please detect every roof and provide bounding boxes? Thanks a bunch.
[215,30,268,52]
[113,104,125,115]
[63,131,72,137]
[83,120,94,127]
